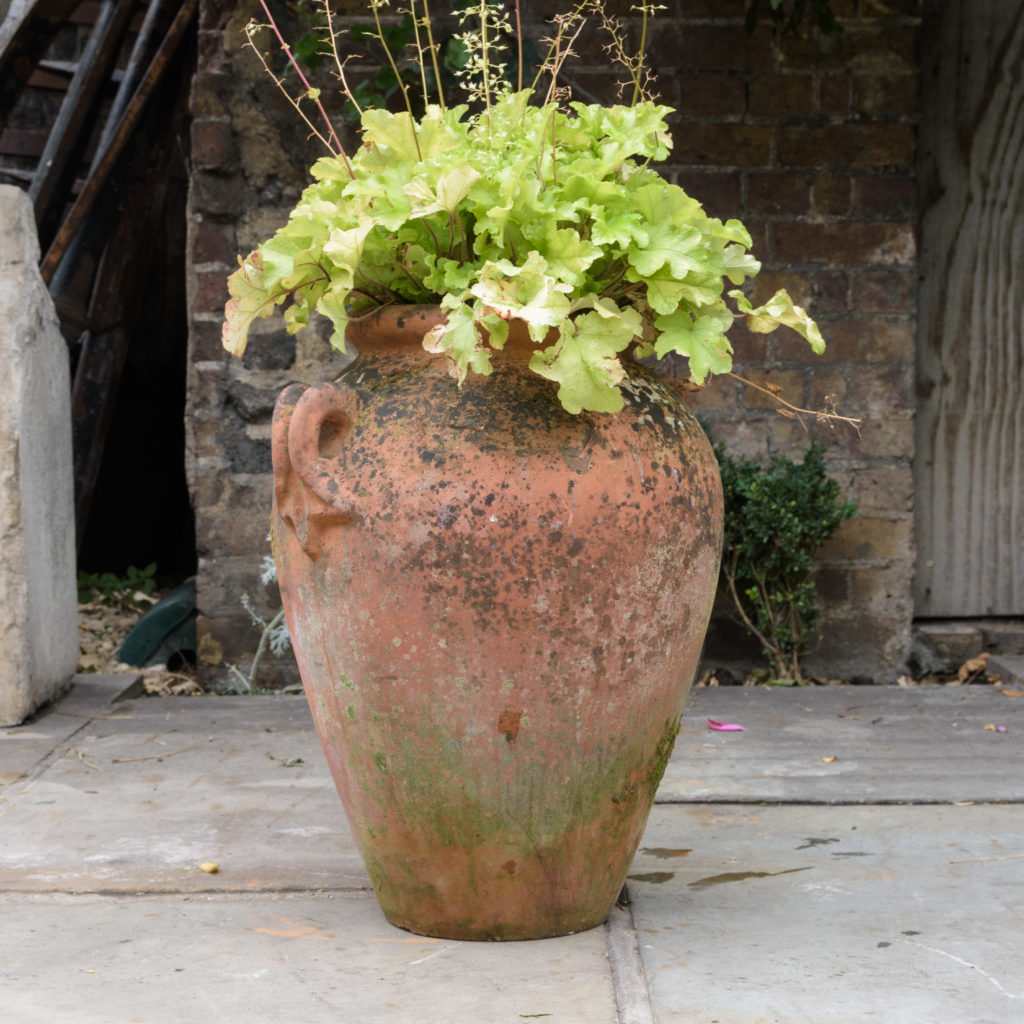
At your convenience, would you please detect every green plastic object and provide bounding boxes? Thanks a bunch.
[117,579,197,668]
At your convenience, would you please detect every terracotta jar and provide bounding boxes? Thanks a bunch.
[271,305,723,940]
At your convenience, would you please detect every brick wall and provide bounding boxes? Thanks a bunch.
[652,0,919,678]
[186,0,920,687]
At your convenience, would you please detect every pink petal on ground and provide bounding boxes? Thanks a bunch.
[707,719,746,732]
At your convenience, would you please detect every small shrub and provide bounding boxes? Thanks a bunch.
[715,440,855,681]
[77,563,158,610]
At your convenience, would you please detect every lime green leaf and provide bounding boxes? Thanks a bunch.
[543,228,602,287]
[730,289,825,353]
[722,245,761,285]
[628,221,704,279]
[309,155,352,182]
[529,305,640,414]
[469,252,572,341]
[436,165,482,213]
[423,301,492,382]
[222,254,281,357]
[315,286,351,349]
[360,108,423,161]
[322,219,373,272]
[711,218,753,247]
[590,207,650,249]
[653,307,735,384]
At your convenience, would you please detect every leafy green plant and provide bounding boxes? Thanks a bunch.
[716,441,855,682]
[77,563,158,610]
[223,0,828,416]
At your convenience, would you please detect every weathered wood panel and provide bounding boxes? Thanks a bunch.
[915,0,1024,616]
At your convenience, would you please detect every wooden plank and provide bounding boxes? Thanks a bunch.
[28,0,138,248]
[39,0,197,283]
[0,0,81,134]
[915,0,1024,616]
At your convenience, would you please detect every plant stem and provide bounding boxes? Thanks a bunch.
[370,0,422,160]
[419,0,446,110]
[727,371,863,433]
[323,1,362,118]
[514,0,523,93]
[633,2,650,105]
[256,0,350,173]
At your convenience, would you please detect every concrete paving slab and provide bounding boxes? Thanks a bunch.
[0,675,139,786]
[627,803,1024,1024]
[666,685,1024,804]
[0,692,366,892]
[0,890,619,1024]
[988,654,1024,688]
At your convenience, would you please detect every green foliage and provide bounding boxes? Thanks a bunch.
[716,441,855,681]
[227,2,827,415]
[77,563,158,610]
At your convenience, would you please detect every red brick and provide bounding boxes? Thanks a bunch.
[192,170,247,218]
[850,175,917,220]
[195,269,230,315]
[807,367,850,410]
[190,319,227,362]
[853,74,919,116]
[673,170,742,217]
[677,73,746,117]
[676,0,749,17]
[845,364,915,415]
[747,73,817,117]
[740,368,808,410]
[672,122,774,166]
[727,323,774,366]
[850,268,916,312]
[649,23,774,72]
[748,172,812,215]
[192,217,237,266]
[778,123,915,168]
[819,73,851,117]
[779,25,917,74]
[775,319,915,363]
[811,174,851,216]
[750,269,849,315]
[685,376,742,414]
[772,221,916,264]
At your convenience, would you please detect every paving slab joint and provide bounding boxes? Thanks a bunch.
[605,886,657,1024]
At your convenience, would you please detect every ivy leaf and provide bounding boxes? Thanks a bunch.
[529,303,641,414]
[653,307,735,384]
[730,288,825,352]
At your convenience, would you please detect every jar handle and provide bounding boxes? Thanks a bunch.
[271,382,359,560]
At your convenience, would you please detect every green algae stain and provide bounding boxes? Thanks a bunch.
[374,752,389,775]
[339,672,357,692]
[345,704,356,720]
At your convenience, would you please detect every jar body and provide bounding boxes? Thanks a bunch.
[271,306,723,940]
